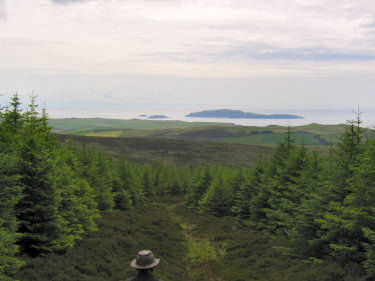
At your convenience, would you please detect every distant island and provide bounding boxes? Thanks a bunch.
[148,115,169,119]
[139,114,148,118]
[186,109,304,119]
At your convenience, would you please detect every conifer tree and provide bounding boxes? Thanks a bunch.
[263,129,303,235]
[230,167,246,209]
[199,172,232,216]
[318,115,366,264]
[15,96,64,256]
[142,169,154,198]
[2,93,23,134]
[185,166,212,209]
[52,146,100,250]
[168,172,182,195]
[0,153,25,279]
[80,150,114,211]
[153,166,168,195]
[278,149,330,260]
[233,158,267,226]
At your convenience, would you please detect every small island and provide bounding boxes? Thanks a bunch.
[148,115,169,119]
[186,109,303,119]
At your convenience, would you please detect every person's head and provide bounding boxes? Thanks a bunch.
[130,250,160,271]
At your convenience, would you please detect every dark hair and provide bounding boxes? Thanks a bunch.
[138,268,154,273]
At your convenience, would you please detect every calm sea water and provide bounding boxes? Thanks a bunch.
[48,107,375,128]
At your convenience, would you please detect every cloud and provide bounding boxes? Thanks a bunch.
[50,0,175,3]
[1,0,375,78]
[363,19,375,28]
[140,42,375,69]
[50,0,90,3]
[0,0,5,18]
[222,44,375,62]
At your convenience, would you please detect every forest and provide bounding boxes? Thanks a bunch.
[1,94,375,280]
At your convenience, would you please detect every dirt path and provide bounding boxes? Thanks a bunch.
[164,200,222,281]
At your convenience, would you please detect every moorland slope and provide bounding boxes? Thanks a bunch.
[58,135,274,167]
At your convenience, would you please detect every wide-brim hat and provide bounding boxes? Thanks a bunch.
[130,250,160,269]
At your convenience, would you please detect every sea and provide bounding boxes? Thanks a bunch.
[48,106,375,128]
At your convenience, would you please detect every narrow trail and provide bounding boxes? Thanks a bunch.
[164,199,222,281]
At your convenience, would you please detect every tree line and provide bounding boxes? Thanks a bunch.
[185,115,375,279]
[0,94,197,280]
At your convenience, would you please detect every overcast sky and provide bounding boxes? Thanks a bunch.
[0,0,374,113]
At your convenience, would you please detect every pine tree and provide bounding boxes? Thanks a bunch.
[185,166,212,209]
[153,166,168,196]
[14,97,64,256]
[279,149,330,260]
[80,150,114,211]
[199,172,232,216]
[317,114,367,266]
[0,153,25,279]
[334,138,375,274]
[263,130,307,235]
[232,159,266,224]
[2,93,23,134]
[52,146,100,250]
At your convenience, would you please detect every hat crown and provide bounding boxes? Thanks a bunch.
[130,250,160,269]
[136,250,155,267]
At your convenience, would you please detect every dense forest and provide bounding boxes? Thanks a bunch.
[1,94,375,280]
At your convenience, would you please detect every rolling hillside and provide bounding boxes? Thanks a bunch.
[50,118,347,146]
[59,135,274,167]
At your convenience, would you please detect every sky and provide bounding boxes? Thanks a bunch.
[0,0,374,115]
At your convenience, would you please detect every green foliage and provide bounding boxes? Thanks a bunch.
[0,95,106,277]
[80,151,115,211]
[11,96,64,256]
[185,166,212,209]
[190,114,374,279]
[0,153,25,279]
[187,238,217,263]
[199,172,232,216]
[233,160,268,227]
[142,169,154,198]
[52,148,100,249]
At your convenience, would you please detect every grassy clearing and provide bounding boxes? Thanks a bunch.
[87,130,123,137]
[49,118,234,132]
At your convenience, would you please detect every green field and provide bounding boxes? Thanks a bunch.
[50,118,235,132]
[50,118,348,146]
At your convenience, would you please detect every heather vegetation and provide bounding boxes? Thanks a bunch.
[1,94,375,280]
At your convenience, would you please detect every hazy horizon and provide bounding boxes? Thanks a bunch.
[1,0,374,112]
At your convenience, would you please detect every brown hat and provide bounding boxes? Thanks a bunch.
[130,250,160,269]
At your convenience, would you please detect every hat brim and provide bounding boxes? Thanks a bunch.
[130,258,160,269]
